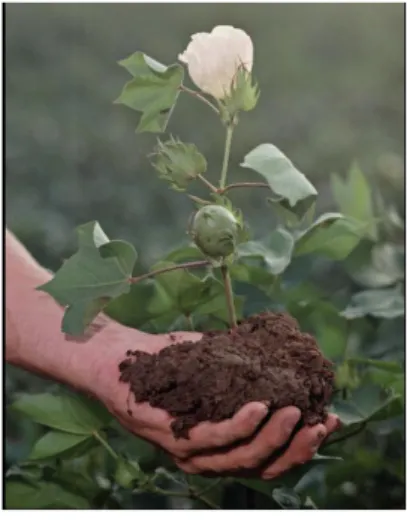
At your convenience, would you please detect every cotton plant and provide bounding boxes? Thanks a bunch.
[7,26,404,510]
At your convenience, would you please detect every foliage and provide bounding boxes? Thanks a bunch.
[5,11,404,510]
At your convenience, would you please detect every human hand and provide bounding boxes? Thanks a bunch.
[95,325,340,479]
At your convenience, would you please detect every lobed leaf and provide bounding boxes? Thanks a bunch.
[115,52,184,133]
[38,222,137,335]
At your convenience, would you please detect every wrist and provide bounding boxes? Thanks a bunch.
[85,321,155,408]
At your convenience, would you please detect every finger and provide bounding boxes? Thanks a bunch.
[167,402,269,458]
[178,407,301,474]
[262,423,327,480]
[324,413,341,436]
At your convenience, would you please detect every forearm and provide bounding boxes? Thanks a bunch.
[5,229,146,397]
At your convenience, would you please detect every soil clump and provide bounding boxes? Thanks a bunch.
[119,312,335,438]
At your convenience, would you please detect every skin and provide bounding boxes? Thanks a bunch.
[5,229,340,478]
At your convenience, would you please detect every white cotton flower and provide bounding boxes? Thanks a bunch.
[178,25,254,100]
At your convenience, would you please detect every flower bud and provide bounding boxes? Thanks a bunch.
[179,26,253,101]
[191,205,240,259]
[150,137,207,191]
[222,65,259,117]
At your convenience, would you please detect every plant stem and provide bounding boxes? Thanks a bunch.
[191,492,220,509]
[129,260,210,284]
[219,182,270,194]
[219,125,234,189]
[179,85,220,115]
[92,430,119,460]
[185,314,195,331]
[324,422,367,447]
[197,174,218,193]
[220,264,237,329]
[152,485,220,509]
[193,478,222,499]
[188,194,212,206]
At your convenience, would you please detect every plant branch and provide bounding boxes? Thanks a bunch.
[92,430,118,460]
[129,260,210,284]
[220,264,237,328]
[179,85,220,114]
[219,125,234,189]
[194,477,222,498]
[197,174,218,193]
[191,491,220,509]
[324,422,367,447]
[219,182,270,194]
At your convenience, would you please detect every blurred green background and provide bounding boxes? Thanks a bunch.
[5,2,405,509]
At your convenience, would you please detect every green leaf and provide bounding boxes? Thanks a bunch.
[119,52,168,76]
[5,480,90,509]
[187,475,223,508]
[164,245,205,263]
[269,198,316,230]
[341,286,405,319]
[114,456,144,489]
[236,228,294,276]
[229,263,276,287]
[241,144,317,215]
[29,431,92,461]
[348,358,403,374]
[38,222,136,306]
[115,52,184,133]
[304,301,348,360]
[152,261,220,316]
[105,282,156,328]
[50,453,103,498]
[238,454,340,499]
[38,222,137,335]
[366,370,404,398]
[194,292,245,324]
[99,239,138,275]
[294,214,364,259]
[10,393,112,434]
[331,162,377,240]
[330,385,403,426]
[346,242,404,289]
[111,422,158,465]
[62,298,109,335]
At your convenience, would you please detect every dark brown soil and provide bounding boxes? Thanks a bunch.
[119,312,335,439]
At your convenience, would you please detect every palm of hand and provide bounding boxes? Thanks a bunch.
[105,330,339,479]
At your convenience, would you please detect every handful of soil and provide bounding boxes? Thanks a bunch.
[119,312,335,439]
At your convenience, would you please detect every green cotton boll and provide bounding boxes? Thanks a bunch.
[151,137,207,191]
[191,205,240,259]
